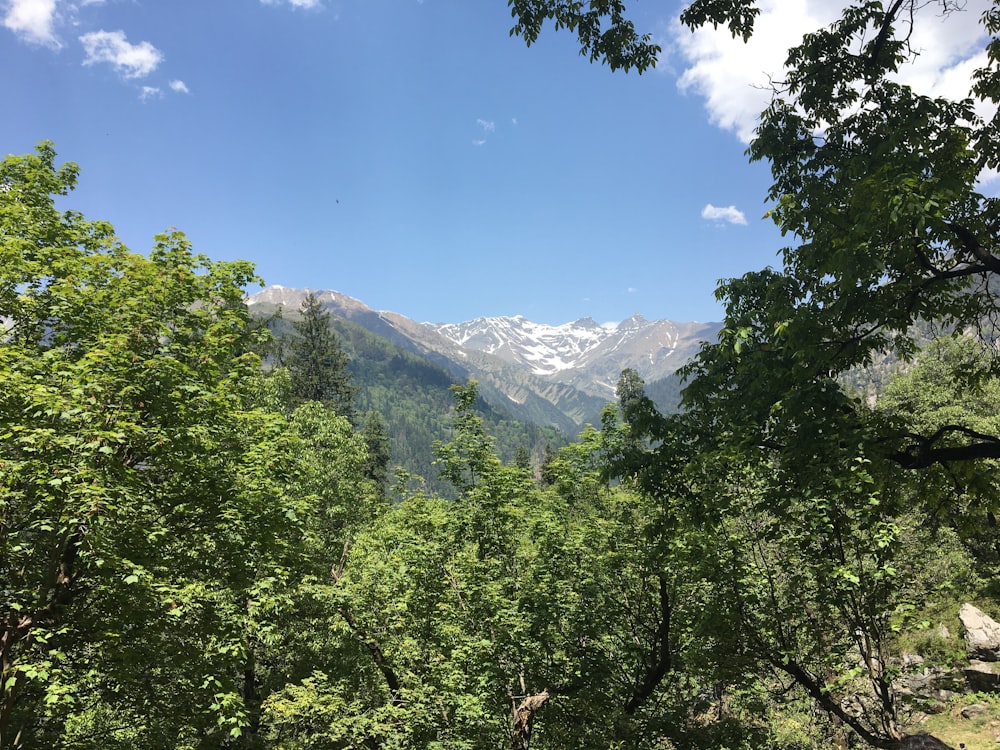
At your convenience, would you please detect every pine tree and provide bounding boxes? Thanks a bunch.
[360,410,391,487]
[286,293,355,418]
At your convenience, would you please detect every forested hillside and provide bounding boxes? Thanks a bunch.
[262,309,569,496]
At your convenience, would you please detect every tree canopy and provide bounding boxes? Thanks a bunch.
[284,292,356,419]
[508,1,1000,745]
[0,143,384,748]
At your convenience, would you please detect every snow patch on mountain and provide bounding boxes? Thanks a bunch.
[247,285,721,414]
[431,316,624,376]
[429,314,696,379]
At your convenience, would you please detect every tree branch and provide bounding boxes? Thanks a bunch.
[866,0,909,78]
[771,655,897,748]
[511,689,549,750]
[890,424,1000,468]
[948,221,1000,273]
[337,606,404,707]
[624,574,672,714]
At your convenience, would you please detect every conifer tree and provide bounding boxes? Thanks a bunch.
[285,292,355,419]
[359,410,391,486]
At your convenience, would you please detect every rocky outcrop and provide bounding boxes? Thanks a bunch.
[959,603,1000,661]
[963,660,1000,692]
[894,604,1000,711]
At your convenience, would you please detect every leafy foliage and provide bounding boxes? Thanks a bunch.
[0,143,383,748]
[507,0,661,72]
[9,1,1000,745]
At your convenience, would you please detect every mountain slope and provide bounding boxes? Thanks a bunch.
[261,309,567,497]
[246,286,720,430]
[430,313,719,402]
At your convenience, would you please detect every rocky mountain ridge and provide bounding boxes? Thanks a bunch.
[428,313,718,396]
[247,285,721,431]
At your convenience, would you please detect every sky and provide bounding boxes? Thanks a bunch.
[2,0,994,325]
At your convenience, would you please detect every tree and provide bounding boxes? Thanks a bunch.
[877,334,1000,561]
[510,6,1000,743]
[262,383,735,749]
[285,292,355,419]
[358,410,392,487]
[511,0,1000,464]
[0,143,356,748]
[507,0,660,72]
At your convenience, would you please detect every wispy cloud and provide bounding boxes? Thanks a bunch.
[80,29,162,78]
[471,118,495,146]
[511,117,518,126]
[139,85,162,101]
[260,0,323,8]
[701,204,747,225]
[169,79,189,94]
[3,0,60,47]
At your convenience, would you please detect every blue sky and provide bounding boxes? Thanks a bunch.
[2,0,992,324]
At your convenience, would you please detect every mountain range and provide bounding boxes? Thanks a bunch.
[247,285,721,434]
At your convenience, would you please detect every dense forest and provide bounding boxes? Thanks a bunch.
[4,1,1000,748]
[261,307,569,499]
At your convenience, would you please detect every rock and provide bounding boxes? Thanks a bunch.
[925,690,959,712]
[964,661,1000,692]
[895,732,956,748]
[959,603,1000,661]
[961,702,990,720]
[898,667,940,695]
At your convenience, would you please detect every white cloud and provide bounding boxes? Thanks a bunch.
[80,29,162,78]
[702,204,747,225]
[672,0,993,143]
[139,85,161,101]
[627,287,637,293]
[260,0,323,8]
[472,119,495,145]
[3,0,60,47]
[169,79,189,94]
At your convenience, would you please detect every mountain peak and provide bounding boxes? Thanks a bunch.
[248,284,721,399]
[247,285,372,314]
[427,311,719,382]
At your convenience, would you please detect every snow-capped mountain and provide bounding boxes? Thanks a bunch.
[246,286,720,430]
[429,313,718,397]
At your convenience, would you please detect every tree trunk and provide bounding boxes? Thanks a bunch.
[511,690,549,750]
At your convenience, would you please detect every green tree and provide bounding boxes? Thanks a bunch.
[512,1,1000,463]
[285,293,355,419]
[675,0,1000,467]
[243,401,385,748]
[0,143,364,749]
[262,383,728,749]
[511,6,1000,744]
[358,410,392,487]
[877,334,1000,562]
